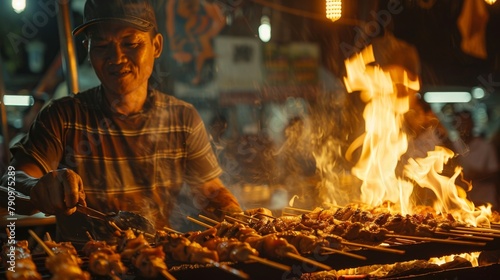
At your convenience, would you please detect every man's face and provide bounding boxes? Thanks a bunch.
[86,22,162,97]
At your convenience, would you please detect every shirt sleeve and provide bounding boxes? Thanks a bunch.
[10,100,66,173]
[183,109,222,185]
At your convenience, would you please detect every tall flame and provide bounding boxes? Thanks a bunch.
[341,45,483,224]
[343,45,418,210]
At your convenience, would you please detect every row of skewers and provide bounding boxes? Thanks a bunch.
[3,219,300,279]
[3,204,500,279]
[242,205,500,246]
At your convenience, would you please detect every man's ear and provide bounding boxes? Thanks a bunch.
[153,33,163,58]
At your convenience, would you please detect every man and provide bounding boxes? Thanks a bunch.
[0,0,241,246]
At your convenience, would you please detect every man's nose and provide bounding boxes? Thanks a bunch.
[107,43,126,64]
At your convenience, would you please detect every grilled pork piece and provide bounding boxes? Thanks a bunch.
[160,232,219,263]
[273,231,329,255]
[45,251,90,280]
[202,237,259,262]
[3,240,42,280]
[82,239,126,279]
[116,229,171,278]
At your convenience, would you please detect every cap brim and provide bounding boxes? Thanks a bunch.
[72,17,154,36]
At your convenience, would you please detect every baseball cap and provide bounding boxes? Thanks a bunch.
[72,0,157,36]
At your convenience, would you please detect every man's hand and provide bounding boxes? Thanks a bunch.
[192,178,242,220]
[30,169,86,215]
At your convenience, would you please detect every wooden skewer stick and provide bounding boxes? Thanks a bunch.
[320,247,367,260]
[108,220,154,238]
[85,231,95,241]
[340,241,405,254]
[237,211,277,220]
[44,232,52,242]
[386,234,486,246]
[235,213,260,220]
[284,252,332,271]
[385,238,416,245]
[108,221,124,232]
[202,258,250,279]
[198,214,219,225]
[247,255,291,271]
[449,229,500,239]
[435,230,494,241]
[163,227,183,235]
[455,226,500,235]
[187,216,212,228]
[283,207,312,213]
[224,215,249,225]
[219,210,262,221]
[490,222,500,228]
[28,229,54,257]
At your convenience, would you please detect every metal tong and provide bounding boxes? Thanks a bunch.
[76,204,156,236]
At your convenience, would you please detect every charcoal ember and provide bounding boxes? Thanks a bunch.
[383,260,441,278]
[338,276,370,280]
[439,256,473,270]
[300,271,338,280]
[167,263,210,272]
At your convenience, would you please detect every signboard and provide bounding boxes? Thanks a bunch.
[214,36,263,92]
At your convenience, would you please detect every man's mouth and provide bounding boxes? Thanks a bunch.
[110,69,132,77]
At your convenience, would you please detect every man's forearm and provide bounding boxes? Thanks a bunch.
[192,178,242,217]
[0,171,40,215]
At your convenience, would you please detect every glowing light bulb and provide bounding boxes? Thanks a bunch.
[12,0,26,13]
[259,15,271,42]
[326,0,342,22]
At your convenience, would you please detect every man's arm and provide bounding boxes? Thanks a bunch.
[0,157,45,215]
[0,155,85,215]
[190,177,242,219]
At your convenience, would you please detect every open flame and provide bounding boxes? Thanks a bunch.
[336,44,490,226]
[328,251,482,278]
[428,252,481,267]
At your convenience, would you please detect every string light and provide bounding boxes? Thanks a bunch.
[326,0,342,22]
[485,0,496,5]
[12,0,26,13]
[259,15,271,42]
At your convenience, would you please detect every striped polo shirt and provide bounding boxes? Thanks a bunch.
[12,86,222,244]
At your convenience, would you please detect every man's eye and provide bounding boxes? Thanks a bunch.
[125,42,141,48]
[91,43,107,49]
